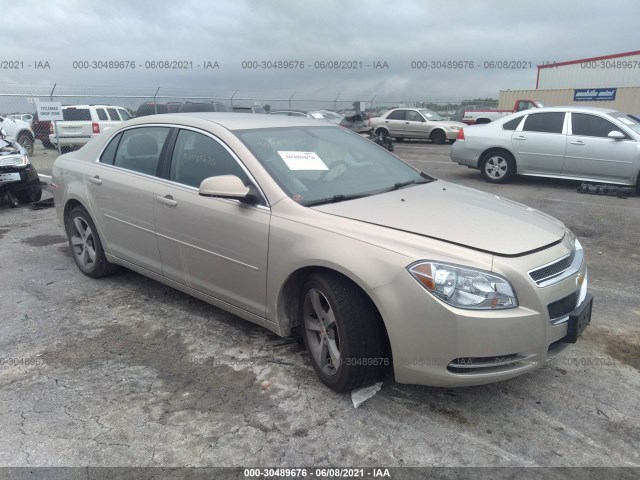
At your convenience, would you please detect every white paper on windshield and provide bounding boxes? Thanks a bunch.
[310,112,325,119]
[278,151,328,170]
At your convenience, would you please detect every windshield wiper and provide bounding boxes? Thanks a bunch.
[379,177,432,193]
[303,193,373,207]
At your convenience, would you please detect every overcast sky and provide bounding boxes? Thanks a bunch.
[3,0,639,108]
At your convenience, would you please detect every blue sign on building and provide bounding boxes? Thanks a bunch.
[573,88,617,101]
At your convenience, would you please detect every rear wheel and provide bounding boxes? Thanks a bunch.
[430,129,446,144]
[17,133,34,157]
[65,205,118,278]
[481,150,516,183]
[375,128,389,139]
[300,272,387,392]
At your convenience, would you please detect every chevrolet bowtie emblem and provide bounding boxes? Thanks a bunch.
[576,274,585,286]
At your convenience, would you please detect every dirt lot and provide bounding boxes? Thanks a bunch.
[0,141,638,469]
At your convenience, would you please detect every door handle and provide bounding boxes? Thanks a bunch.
[88,175,102,185]
[513,136,526,141]
[570,140,585,145]
[405,122,410,124]
[156,195,178,207]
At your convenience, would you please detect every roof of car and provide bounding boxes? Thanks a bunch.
[519,106,621,115]
[123,112,337,130]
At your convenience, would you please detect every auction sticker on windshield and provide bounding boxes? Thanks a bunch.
[278,151,329,170]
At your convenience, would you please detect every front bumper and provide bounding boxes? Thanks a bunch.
[0,164,41,192]
[372,238,590,387]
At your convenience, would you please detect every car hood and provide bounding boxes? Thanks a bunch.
[311,181,566,256]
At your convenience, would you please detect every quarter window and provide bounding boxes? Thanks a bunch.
[503,116,524,131]
[100,132,122,165]
[571,113,623,138]
[522,112,565,134]
[169,130,248,188]
[111,127,170,176]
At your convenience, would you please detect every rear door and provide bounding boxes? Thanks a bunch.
[564,112,638,182]
[85,126,172,273]
[511,111,567,174]
[382,110,409,137]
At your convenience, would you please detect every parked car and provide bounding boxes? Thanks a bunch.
[0,115,35,156]
[31,112,54,149]
[7,113,34,125]
[232,105,267,114]
[49,105,132,150]
[449,105,496,123]
[0,127,42,205]
[451,106,640,190]
[455,100,543,125]
[52,113,592,392]
[179,101,230,113]
[270,109,369,133]
[369,108,465,144]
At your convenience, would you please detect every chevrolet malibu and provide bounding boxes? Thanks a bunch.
[52,113,592,392]
[451,106,640,189]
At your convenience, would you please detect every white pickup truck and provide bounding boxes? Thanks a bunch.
[460,99,543,125]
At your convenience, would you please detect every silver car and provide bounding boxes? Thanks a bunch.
[369,108,465,144]
[52,113,592,392]
[451,106,640,189]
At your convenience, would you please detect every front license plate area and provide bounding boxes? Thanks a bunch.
[0,172,22,183]
[563,293,593,344]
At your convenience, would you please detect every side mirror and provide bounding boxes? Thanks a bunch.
[607,131,625,140]
[199,175,251,199]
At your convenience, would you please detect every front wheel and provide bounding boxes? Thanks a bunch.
[481,150,516,183]
[430,129,446,144]
[65,205,118,278]
[300,272,387,392]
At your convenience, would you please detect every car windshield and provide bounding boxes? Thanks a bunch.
[613,113,640,134]
[418,109,443,121]
[236,126,430,206]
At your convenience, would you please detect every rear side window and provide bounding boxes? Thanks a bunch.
[112,127,171,176]
[62,108,91,121]
[96,109,108,121]
[503,116,524,131]
[107,108,120,121]
[169,130,248,188]
[387,110,406,120]
[571,113,623,138]
[522,112,565,134]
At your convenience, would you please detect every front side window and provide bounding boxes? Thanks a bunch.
[522,112,565,134]
[118,109,132,120]
[111,127,170,175]
[406,111,424,122]
[107,108,120,121]
[571,113,624,138]
[169,130,248,188]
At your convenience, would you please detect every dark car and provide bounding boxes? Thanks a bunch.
[179,101,230,113]
[0,130,42,206]
[31,112,54,149]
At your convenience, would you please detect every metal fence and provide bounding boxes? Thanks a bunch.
[0,82,497,118]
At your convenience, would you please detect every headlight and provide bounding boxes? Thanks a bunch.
[407,261,518,310]
[0,154,29,167]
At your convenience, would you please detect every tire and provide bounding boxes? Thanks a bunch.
[300,272,387,392]
[42,139,55,149]
[481,150,516,183]
[17,133,34,157]
[449,139,456,144]
[375,128,389,139]
[430,129,446,145]
[16,187,42,204]
[65,205,118,278]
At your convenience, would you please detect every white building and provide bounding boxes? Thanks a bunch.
[499,50,640,112]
